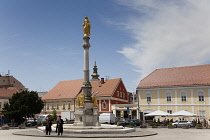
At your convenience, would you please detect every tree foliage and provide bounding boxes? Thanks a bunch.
[2,90,44,125]
[51,108,57,121]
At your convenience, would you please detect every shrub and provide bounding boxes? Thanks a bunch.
[196,124,202,127]
[155,123,160,126]
[149,123,155,126]
[168,122,173,126]
[37,123,42,126]
[42,121,47,126]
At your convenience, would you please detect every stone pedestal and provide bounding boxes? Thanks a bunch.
[73,106,85,126]
[82,103,100,126]
[74,105,100,126]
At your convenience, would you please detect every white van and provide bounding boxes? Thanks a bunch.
[99,113,115,124]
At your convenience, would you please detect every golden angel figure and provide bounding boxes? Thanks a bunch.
[92,94,98,107]
[76,93,85,106]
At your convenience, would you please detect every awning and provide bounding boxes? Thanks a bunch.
[171,110,197,117]
[144,110,171,116]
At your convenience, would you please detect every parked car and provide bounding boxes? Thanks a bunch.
[37,115,48,124]
[26,118,37,123]
[0,116,12,125]
[172,121,193,128]
[119,119,140,127]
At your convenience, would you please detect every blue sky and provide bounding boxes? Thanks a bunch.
[1,0,210,92]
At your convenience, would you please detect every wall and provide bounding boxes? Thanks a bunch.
[138,86,210,121]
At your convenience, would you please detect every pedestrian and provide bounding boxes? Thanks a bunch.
[56,115,64,136]
[203,119,207,128]
[208,119,210,128]
[45,115,52,135]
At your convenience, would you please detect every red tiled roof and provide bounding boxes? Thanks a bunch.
[42,79,83,100]
[0,87,19,98]
[137,64,210,89]
[42,78,122,100]
[91,78,121,97]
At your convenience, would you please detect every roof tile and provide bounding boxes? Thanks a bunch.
[138,64,210,89]
[0,88,19,98]
[42,78,121,100]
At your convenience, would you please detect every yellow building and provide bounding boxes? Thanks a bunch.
[41,78,129,118]
[137,64,210,121]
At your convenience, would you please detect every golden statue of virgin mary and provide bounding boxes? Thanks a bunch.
[82,16,91,37]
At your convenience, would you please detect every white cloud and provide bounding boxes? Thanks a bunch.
[117,0,210,79]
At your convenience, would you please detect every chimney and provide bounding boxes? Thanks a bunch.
[101,78,105,84]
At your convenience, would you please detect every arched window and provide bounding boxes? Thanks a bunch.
[180,91,187,102]
[198,90,205,102]
[102,101,106,109]
[146,92,151,102]
[63,103,65,110]
[47,104,49,110]
[68,103,71,110]
[166,91,172,102]
[51,104,54,109]
[56,103,59,109]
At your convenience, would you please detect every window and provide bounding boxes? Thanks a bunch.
[123,92,124,98]
[102,101,106,109]
[63,104,65,110]
[56,103,59,109]
[167,110,172,114]
[198,90,204,101]
[199,110,206,118]
[166,92,172,102]
[117,91,119,97]
[51,104,54,109]
[68,103,70,110]
[0,102,1,109]
[3,101,8,108]
[146,92,151,102]
[181,91,187,102]
[120,92,122,97]
[47,104,49,110]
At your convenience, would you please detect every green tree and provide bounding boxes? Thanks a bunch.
[51,108,57,121]
[2,90,44,125]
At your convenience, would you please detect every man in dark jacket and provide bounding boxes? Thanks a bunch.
[56,116,64,136]
[45,115,52,135]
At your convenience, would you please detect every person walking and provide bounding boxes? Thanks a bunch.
[203,119,207,128]
[208,119,210,128]
[45,115,52,135]
[56,116,64,136]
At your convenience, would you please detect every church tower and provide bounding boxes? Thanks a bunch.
[91,61,100,81]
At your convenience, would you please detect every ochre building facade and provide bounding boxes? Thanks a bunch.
[137,64,210,121]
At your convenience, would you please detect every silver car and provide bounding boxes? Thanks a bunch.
[172,121,193,128]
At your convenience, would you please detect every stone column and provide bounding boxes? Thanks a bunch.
[82,36,92,103]
[81,36,100,126]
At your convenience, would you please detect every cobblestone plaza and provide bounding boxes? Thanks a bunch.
[1,128,210,140]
